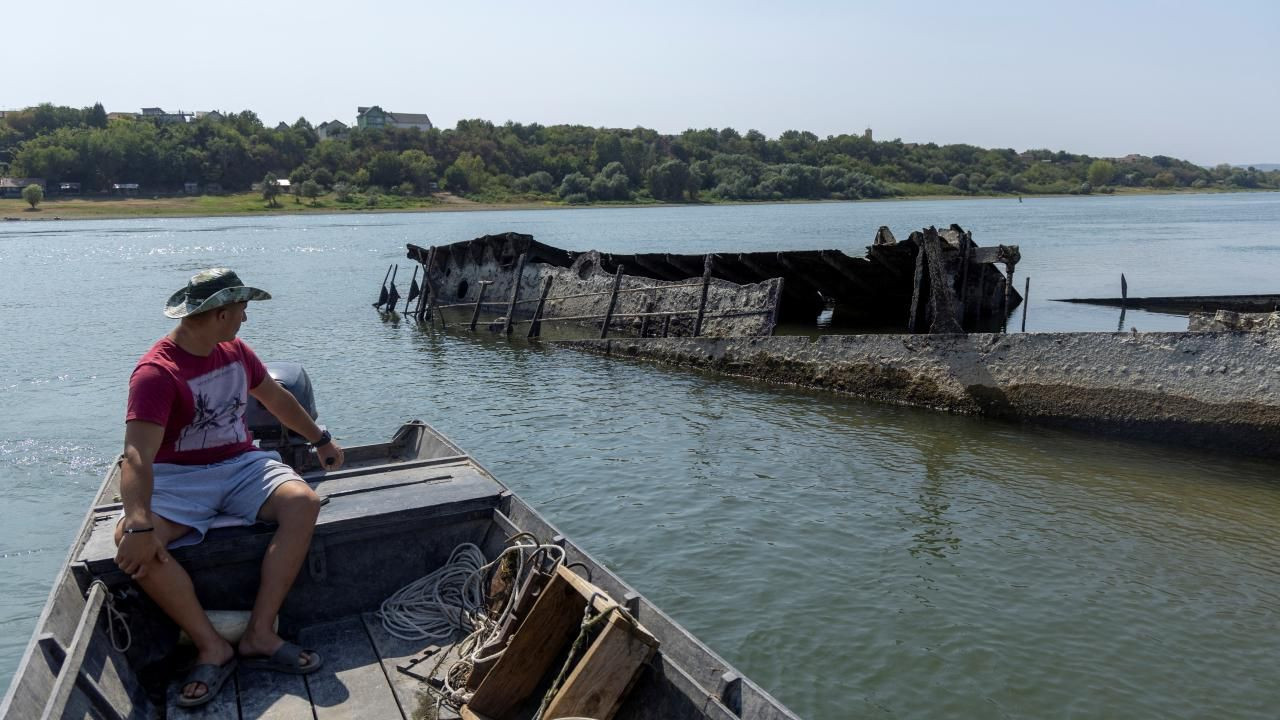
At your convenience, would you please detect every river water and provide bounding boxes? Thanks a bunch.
[1,193,1278,718]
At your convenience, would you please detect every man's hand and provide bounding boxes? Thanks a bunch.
[115,531,171,580]
[316,440,344,470]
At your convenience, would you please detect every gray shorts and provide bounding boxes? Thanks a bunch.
[123,449,304,549]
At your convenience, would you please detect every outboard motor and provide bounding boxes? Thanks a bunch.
[246,361,319,468]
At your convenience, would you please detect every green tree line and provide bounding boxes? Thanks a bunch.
[2,103,1276,203]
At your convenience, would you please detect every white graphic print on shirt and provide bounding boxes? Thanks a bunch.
[175,363,248,452]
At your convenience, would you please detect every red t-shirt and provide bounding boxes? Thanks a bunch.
[126,337,269,465]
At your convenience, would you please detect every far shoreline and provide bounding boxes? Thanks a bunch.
[1,187,1273,224]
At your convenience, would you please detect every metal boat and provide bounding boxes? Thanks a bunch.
[0,364,797,719]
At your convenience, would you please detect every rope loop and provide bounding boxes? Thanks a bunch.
[89,580,132,653]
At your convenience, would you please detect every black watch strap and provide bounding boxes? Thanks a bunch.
[312,429,333,448]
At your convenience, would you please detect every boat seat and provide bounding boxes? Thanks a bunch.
[76,456,505,582]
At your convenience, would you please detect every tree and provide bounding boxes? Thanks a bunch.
[523,171,554,193]
[949,173,970,192]
[1087,160,1115,187]
[86,102,108,129]
[289,164,313,186]
[367,151,404,188]
[262,172,281,207]
[399,150,438,193]
[647,159,692,201]
[558,171,590,199]
[299,179,322,205]
[22,183,43,209]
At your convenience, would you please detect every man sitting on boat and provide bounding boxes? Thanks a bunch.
[113,268,344,707]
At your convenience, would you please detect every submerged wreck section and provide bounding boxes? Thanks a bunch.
[560,332,1280,460]
[408,233,784,337]
[404,224,1020,336]
[590,224,1020,332]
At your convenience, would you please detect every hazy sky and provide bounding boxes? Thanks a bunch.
[6,0,1275,165]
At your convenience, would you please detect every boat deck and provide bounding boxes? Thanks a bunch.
[169,613,459,720]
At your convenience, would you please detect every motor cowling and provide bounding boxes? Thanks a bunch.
[246,361,317,448]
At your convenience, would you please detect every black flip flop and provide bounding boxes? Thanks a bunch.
[241,641,323,675]
[176,657,237,708]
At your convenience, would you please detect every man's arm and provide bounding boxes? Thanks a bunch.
[116,420,169,578]
[249,377,344,469]
[121,420,165,529]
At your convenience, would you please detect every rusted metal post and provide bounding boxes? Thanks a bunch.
[1021,276,1030,332]
[528,276,553,339]
[374,264,392,310]
[403,266,419,314]
[693,254,714,337]
[503,252,527,335]
[469,280,492,331]
[639,298,655,337]
[386,264,399,313]
[600,264,625,339]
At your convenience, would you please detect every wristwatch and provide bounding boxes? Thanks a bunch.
[312,429,333,448]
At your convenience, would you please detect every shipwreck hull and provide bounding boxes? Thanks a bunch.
[406,225,1019,336]
[409,234,783,337]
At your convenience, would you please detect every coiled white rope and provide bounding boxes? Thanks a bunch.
[378,544,489,642]
[377,536,567,710]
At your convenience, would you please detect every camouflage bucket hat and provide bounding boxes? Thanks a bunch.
[164,268,272,318]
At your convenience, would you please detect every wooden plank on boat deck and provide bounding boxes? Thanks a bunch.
[165,671,240,719]
[237,658,311,719]
[300,616,404,720]
[361,612,462,720]
[540,610,659,720]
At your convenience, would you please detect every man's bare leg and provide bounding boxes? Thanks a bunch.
[114,516,233,700]
[237,480,321,664]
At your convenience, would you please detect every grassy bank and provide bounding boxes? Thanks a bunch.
[0,186,1270,221]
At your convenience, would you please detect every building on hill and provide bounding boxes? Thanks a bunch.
[356,106,433,131]
[140,107,192,124]
[1,177,45,198]
[317,119,349,141]
[195,111,224,122]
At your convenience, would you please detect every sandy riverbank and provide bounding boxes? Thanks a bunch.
[0,187,1268,222]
